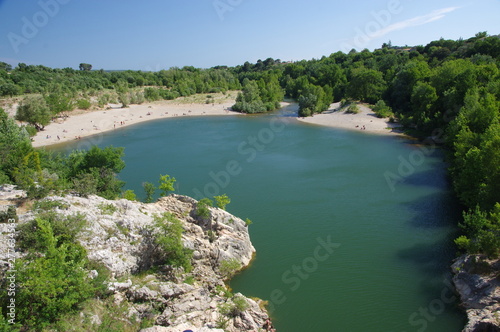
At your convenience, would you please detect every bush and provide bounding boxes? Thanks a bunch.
[98,94,111,107]
[130,91,145,105]
[214,194,230,210]
[9,216,94,330]
[97,202,117,215]
[23,125,38,137]
[196,198,213,220]
[118,93,130,108]
[32,199,69,211]
[122,189,137,201]
[372,100,393,118]
[0,205,17,223]
[17,211,86,251]
[144,88,161,102]
[219,258,241,279]
[153,213,193,272]
[77,99,91,110]
[345,104,359,114]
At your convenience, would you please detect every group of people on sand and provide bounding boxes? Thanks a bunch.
[355,125,366,130]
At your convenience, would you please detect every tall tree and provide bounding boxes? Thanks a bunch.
[79,63,92,71]
[15,96,52,131]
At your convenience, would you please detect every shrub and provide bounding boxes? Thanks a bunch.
[33,199,69,211]
[98,202,117,215]
[153,213,193,272]
[118,93,130,108]
[0,205,17,223]
[219,258,241,279]
[98,94,111,107]
[23,125,38,137]
[142,182,156,203]
[158,174,176,196]
[144,88,161,102]
[345,104,359,114]
[214,194,230,210]
[77,99,91,110]
[10,217,94,330]
[196,198,213,219]
[17,211,86,251]
[122,189,137,201]
[372,100,393,118]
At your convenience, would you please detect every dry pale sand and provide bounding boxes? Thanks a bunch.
[31,99,240,148]
[297,102,403,135]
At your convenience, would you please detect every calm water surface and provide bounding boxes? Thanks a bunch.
[56,106,466,331]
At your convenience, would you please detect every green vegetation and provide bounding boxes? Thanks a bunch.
[152,212,193,272]
[214,194,231,210]
[15,96,51,131]
[76,98,91,110]
[158,174,176,196]
[1,211,105,331]
[196,198,213,220]
[219,258,241,279]
[0,206,17,223]
[142,182,156,203]
[97,202,118,215]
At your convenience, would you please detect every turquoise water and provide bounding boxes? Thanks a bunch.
[56,107,466,331]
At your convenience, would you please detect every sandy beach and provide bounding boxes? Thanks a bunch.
[297,102,403,135]
[23,96,403,148]
[30,98,240,148]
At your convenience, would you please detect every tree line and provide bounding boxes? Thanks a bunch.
[1,32,499,257]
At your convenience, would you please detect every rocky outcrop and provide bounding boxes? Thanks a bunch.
[452,255,500,332]
[0,188,272,331]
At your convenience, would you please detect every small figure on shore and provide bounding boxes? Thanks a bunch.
[57,135,60,140]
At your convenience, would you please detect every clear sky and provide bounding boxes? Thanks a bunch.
[0,0,499,70]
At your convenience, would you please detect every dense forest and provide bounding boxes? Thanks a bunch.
[0,32,499,329]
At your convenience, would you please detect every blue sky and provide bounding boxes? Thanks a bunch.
[0,0,499,70]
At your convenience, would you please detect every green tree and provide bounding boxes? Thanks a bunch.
[214,194,231,210]
[0,108,33,182]
[79,63,92,71]
[298,93,317,117]
[45,93,74,115]
[68,146,126,199]
[158,174,176,196]
[410,82,438,131]
[14,218,93,330]
[15,96,52,131]
[153,213,192,272]
[143,182,156,203]
[347,67,385,103]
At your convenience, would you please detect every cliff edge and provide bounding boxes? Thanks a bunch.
[452,255,500,332]
[0,185,273,331]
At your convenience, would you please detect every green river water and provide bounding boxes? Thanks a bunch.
[56,105,466,331]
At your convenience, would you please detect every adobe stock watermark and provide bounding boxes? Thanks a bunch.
[7,0,71,54]
[406,278,457,332]
[267,236,341,314]
[5,212,17,325]
[213,0,244,21]
[340,0,404,53]
[192,116,287,199]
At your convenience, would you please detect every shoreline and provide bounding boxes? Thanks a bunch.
[297,102,404,136]
[30,98,240,148]
[26,97,405,148]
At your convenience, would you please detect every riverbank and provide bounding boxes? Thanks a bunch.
[297,102,404,135]
[30,96,241,148]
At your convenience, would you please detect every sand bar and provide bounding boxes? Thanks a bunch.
[297,102,403,135]
[30,99,240,148]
